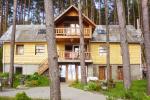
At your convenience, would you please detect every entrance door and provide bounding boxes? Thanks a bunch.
[73,45,80,59]
[118,66,123,80]
[99,66,106,80]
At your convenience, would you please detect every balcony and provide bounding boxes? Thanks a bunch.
[57,51,91,61]
[55,28,92,39]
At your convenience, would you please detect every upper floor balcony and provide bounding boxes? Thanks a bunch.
[55,28,92,39]
[57,50,91,61]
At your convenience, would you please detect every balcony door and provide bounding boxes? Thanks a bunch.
[65,45,80,59]
[70,24,80,35]
[73,45,80,59]
[73,45,80,52]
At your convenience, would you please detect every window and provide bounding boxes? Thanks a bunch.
[70,24,80,35]
[99,46,107,56]
[38,29,46,34]
[35,45,45,55]
[15,67,23,74]
[16,45,24,55]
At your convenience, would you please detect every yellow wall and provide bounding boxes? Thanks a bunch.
[3,42,65,64]
[90,43,141,64]
[3,42,141,65]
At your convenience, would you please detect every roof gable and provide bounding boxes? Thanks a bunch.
[55,5,96,27]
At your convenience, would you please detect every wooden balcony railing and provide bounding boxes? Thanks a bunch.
[57,51,91,60]
[55,28,92,37]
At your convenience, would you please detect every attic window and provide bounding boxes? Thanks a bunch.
[97,29,106,34]
[38,29,46,34]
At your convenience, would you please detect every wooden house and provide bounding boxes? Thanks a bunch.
[1,5,142,81]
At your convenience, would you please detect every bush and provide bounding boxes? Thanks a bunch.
[25,80,39,87]
[25,73,49,87]
[15,92,31,100]
[84,82,100,91]
[70,81,100,91]
[0,73,9,78]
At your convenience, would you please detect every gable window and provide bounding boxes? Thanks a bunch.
[16,45,24,55]
[35,45,45,55]
[99,46,107,56]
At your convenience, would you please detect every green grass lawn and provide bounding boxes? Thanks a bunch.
[104,80,150,100]
[70,80,150,100]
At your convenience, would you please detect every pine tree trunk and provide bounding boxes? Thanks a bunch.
[99,0,101,25]
[91,0,94,21]
[4,0,8,32]
[23,0,26,24]
[1,1,4,34]
[78,0,87,84]
[44,0,61,99]
[27,0,30,24]
[104,0,111,81]
[116,0,131,89]
[0,0,2,35]
[127,0,130,25]
[9,0,17,88]
[141,0,150,95]
[85,0,88,16]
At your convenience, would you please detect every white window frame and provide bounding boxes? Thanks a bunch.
[99,46,107,56]
[35,45,45,55]
[16,45,24,55]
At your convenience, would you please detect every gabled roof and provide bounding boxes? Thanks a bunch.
[54,5,96,27]
[92,25,142,43]
[0,25,142,43]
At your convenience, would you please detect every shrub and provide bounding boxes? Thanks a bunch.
[70,81,100,91]
[25,73,49,87]
[84,82,100,91]
[25,80,39,87]
[15,92,31,100]
[0,73,9,78]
